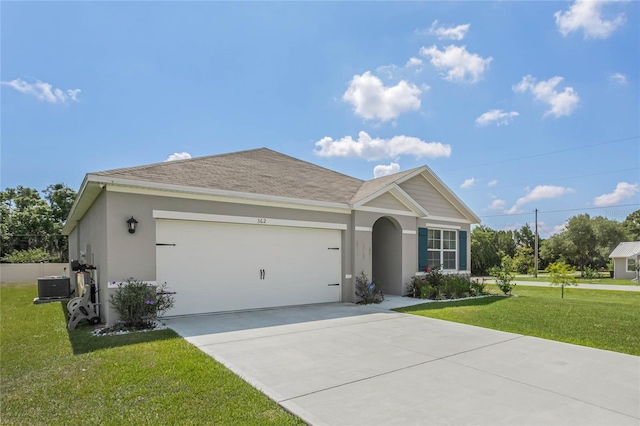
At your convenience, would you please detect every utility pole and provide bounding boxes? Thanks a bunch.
[534,208,539,277]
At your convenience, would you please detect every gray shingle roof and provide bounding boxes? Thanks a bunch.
[94,148,365,204]
[609,242,640,258]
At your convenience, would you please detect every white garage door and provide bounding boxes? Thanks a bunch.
[156,219,342,316]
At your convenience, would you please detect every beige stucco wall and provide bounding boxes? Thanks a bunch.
[94,190,352,323]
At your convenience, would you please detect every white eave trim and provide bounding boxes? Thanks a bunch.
[153,210,348,231]
[91,175,351,211]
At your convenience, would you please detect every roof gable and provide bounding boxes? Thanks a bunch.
[610,242,640,258]
[94,148,363,204]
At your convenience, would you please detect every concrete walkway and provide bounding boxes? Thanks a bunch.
[166,301,640,426]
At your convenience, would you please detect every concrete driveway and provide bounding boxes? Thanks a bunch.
[165,301,639,426]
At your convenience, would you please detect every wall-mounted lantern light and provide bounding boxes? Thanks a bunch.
[127,216,138,234]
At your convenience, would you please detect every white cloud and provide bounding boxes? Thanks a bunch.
[165,152,192,162]
[486,198,506,211]
[343,71,422,121]
[609,72,628,85]
[513,75,580,118]
[475,109,519,126]
[487,180,498,187]
[593,182,639,206]
[460,177,476,189]
[555,0,626,39]
[314,131,451,161]
[420,45,492,84]
[405,57,423,69]
[506,185,575,214]
[427,20,470,40]
[373,162,401,178]
[1,78,81,104]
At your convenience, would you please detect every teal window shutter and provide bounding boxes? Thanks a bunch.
[418,228,428,271]
[459,230,467,270]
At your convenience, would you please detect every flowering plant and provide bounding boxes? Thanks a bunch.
[355,271,384,304]
[109,279,175,328]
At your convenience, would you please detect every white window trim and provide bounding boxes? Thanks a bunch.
[427,229,458,272]
[626,258,638,273]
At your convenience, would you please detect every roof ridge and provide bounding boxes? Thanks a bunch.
[94,147,271,175]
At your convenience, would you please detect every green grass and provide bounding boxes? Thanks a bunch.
[1,282,302,425]
[510,274,636,285]
[395,285,640,356]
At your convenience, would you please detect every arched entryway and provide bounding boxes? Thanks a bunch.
[372,216,403,296]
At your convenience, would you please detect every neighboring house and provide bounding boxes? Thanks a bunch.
[62,148,480,324]
[609,242,640,281]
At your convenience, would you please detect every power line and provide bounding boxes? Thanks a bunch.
[442,135,639,173]
[465,167,639,193]
[479,203,640,218]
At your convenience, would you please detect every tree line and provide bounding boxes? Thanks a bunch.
[1,184,77,263]
[471,210,640,276]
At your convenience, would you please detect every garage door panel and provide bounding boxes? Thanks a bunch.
[157,219,341,316]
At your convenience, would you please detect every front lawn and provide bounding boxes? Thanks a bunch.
[396,285,640,356]
[510,274,637,285]
[0,282,302,425]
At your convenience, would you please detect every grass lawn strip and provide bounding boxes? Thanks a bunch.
[508,275,637,286]
[0,282,303,425]
[396,285,640,356]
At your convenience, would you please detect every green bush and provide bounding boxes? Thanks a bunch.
[408,267,487,300]
[1,248,58,263]
[109,279,175,328]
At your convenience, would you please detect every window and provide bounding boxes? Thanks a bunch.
[427,229,457,270]
[627,258,638,272]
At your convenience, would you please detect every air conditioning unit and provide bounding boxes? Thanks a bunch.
[37,276,71,299]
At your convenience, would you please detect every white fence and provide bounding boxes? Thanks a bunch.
[0,263,69,283]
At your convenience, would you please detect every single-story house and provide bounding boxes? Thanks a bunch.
[609,242,640,280]
[62,148,480,324]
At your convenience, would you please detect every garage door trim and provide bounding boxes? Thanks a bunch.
[153,210,348,230]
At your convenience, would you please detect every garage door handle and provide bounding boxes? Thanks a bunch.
[156,243,176,246]
[328,283,340,286]
[328,247,339,250]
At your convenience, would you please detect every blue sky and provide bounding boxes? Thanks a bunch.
[2,1,638,236]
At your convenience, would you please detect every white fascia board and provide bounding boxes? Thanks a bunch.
[417,170,481,224]
[424,222,461,230]
[93,175,352,214]
[355,205,418,217]
[153,210,348,231]
[351,184,427,217]
[61,177,102,235]
[421,215,472,224]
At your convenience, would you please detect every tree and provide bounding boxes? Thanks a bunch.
[514,224,536,249]
[548,261,577,298]
[563,214,597,276]
[0,184,76,262]
[513,246,535,274]
[471,226,505,275]
[622,210,640,241]
[592,216,628,268]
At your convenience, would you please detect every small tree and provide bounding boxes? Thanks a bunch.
[490,255,515,295]
[548,261,577,299]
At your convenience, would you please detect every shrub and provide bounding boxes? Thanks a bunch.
[109,279,175,328]
[548,261,577,299]
[409,267,487,300]
[1,248,58,263]
[355,271,384,304]
[491,255,515,295]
